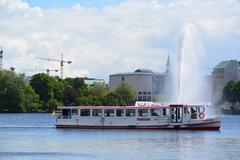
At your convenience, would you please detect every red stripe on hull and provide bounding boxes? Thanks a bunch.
[56,125,220,130]
[186,120,221,126]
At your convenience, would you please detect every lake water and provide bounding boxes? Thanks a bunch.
[0,114,240,160]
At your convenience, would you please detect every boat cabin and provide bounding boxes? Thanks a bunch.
[56,104,206,122]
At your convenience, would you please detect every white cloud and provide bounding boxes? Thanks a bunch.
[0,0,29,11]
[0,0,239,81]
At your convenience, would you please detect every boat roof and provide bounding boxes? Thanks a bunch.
[57,104,207,110]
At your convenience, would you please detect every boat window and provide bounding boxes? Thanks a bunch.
[81,109,90,116]
[151,109,161,116]
[62,109,71,117]
[125,109,136,117]
[104,109,114,117]
[72,109,78,116]
[162,108,169,116]
[184,108,189,114]
[116,109,124,117]
[191,107,197,119]
[199,107,205,113]
[138,109,148,117]
[93,109,102,117]
[56,110,62,118]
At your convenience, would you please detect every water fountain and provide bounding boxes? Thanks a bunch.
[173,23,207,104]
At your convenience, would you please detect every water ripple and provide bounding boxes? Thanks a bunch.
[0,151,95,158]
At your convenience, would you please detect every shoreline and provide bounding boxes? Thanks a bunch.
[0,112,51,114]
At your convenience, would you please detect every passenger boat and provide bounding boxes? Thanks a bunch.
[55,102,221,130]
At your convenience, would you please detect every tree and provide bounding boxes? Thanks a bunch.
[85,84,109,97]
[0,70,40,112]
[23,85,41,112]
[65,77,86,96]
[30,73,63,111]
[63,85,78,105]
[223,80,240,108]
[236,81,240,103]
[75,96,102,106]
[102,92,126,106]
[115,83,137,105]
[53,78,66,101]
[47,99,59,112]
[74,84,111,106]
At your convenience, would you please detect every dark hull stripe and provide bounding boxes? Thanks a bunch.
[56,125,220,130]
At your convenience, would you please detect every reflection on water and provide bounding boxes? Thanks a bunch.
[0,114,240,160]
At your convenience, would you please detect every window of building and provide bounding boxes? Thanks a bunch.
[148,92,151,95]
[138,109,148,116]
[104,109,114,117]
[138,96,142,101]
[125,109,136,117]
[143,96,146,101]
[147,96,151,101]
[72,109,78,116]
[151,109,161,116]
[81,109,90,116]
[143,92,147,95]
[116,109,124,117]
[138,91,142,95]
[92,109,102,116]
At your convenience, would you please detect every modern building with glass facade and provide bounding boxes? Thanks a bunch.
[84,78,105,87]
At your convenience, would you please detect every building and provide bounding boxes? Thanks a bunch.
[212,60,240,104]
[109,56,172,101]
[84,78,105,87]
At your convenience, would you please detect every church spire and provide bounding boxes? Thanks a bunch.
[166,52,170,73]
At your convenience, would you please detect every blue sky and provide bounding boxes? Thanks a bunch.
[0,0,239,79]
[26,0,123,8]
[25,0,178,8]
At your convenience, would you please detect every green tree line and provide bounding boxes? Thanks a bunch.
[0,70,136,113]
[223,80,240,108]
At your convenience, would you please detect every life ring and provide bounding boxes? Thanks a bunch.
[199,112,205,119]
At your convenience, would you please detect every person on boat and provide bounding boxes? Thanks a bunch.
[191,108,197,119]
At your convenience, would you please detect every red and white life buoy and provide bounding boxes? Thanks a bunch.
[199,112,205,119]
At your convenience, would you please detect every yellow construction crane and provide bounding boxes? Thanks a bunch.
[36,53,72,79]
[46,69,58,75]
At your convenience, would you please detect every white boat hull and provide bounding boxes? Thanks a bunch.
[56,118,220,130]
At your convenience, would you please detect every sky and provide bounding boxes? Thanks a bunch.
[0,0,240,81]
[26,0,124,8]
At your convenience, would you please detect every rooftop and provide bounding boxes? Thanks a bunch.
[215,61,230,69]
[110,69,167,76]
[58,104,206,109]
[134,69,154,73]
